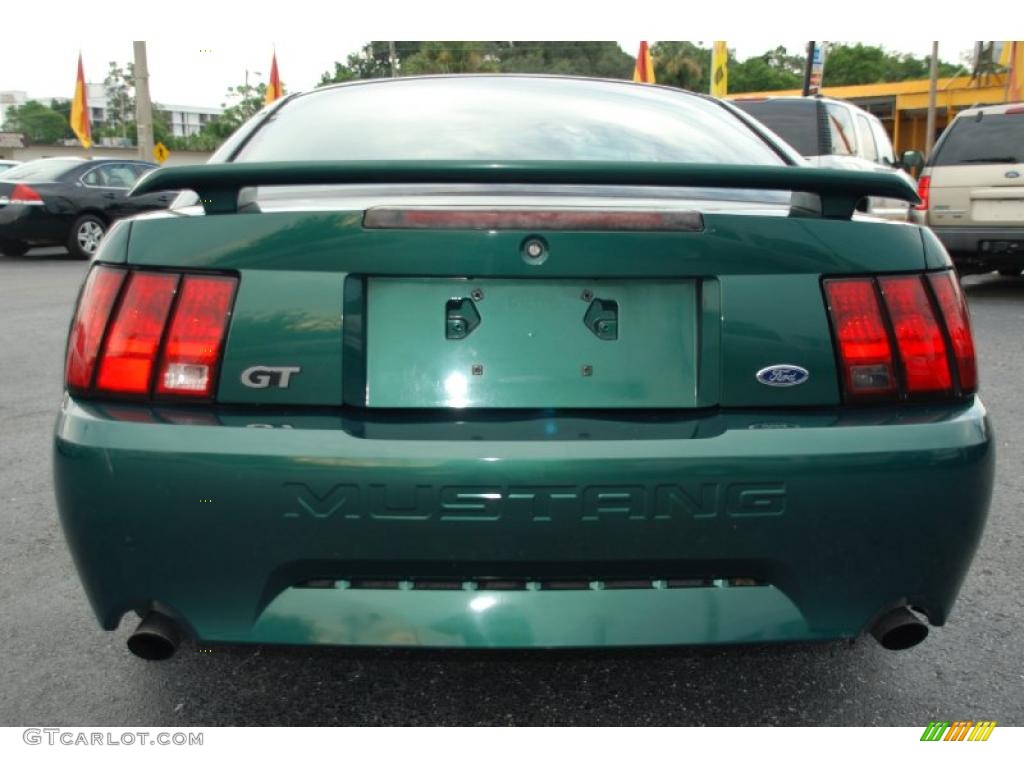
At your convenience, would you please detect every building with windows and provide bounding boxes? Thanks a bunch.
[0,85,222,141]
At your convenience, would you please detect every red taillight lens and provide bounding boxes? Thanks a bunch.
[65,267,236,400]
[914,175,930,211]
[825,270,978,402]
[878,276,951,394]
[65,266,126,390]
[95,272,180,394]
[823,278,897,398]
[11,184,43,204]
[929,271,977,393]
[155,275,237,397]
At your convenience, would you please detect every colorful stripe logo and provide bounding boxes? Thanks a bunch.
[920,721,997,741]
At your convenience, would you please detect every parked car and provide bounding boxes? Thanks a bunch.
[0,157,173,258]
[0,159,21,174]
[54,76,991,660]
[912,102,1024,275]
[732,95,922,221]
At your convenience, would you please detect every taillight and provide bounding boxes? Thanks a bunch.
[914,175,930,212]
[824,271,977,402]
[95,272,180,394]
[11,184,44,205]
[928,271,977,393]
[64,266,237,400]
[65,266,126,389]
[823,278,897,398]
[878,276,951,394]
[155,275,236,397]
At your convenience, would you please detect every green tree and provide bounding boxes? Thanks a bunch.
[175,81,270,152]
[1,100,70,144]
[49,98,74,137]
[318,41,634,84]
[401,41,498,75]
[651,41,711,91]
[822,44,959,86]
[729,46,804,92]
[495,42,633,78]
[319,42,395,84]
[98,61,135,140]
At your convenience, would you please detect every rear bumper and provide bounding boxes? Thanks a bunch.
[930,225,1024,268]
[0,204,66,246]
[53,398,994,648]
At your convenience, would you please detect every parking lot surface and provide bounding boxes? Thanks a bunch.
[1,251,1021,726]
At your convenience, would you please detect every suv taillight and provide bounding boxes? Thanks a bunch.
[914,175,931,212]
[65,265,237,399]
[824,271,976,402]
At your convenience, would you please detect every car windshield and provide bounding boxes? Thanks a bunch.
[931,112,1024,166]
[1,157,82,181]
[233,77,788,166]
[731,100,819,157]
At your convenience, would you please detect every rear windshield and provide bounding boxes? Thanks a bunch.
[732,100,819,156]
[233,77,788,166]
[0,157,82,181]
[931,112,1024,165]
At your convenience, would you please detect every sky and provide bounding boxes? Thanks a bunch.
[0,39,979,109]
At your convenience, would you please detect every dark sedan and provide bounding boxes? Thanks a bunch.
[0,157,174,258]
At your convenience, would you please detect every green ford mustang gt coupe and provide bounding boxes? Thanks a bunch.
[53,75,993,659]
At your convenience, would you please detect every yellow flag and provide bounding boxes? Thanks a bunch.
[711,42,728,97]
[70,53,92,149]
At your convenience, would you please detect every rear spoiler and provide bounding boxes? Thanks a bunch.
[130,160,919,219]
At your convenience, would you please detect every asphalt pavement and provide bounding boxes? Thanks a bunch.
[1,250,1021,726]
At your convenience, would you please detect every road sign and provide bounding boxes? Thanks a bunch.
[153,142,169,164]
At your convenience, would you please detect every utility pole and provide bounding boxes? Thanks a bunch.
[134,41,154,162]
[925,41,939,159]
[389,41,397,77]
[802,41,815,96]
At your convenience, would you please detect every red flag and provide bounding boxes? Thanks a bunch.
[265,53,283,105]
[633,41,655,84]
[70,53,92,148]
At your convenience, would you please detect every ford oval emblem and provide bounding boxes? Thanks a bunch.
[1006,171,1021,179]
[756,364,810,387]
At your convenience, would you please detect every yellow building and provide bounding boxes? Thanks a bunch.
[729,52,1023,156]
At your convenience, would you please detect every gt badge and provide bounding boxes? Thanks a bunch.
[241,365,302,389]
[756,364,809,387]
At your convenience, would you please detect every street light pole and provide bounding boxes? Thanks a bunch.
[133,41,154,162]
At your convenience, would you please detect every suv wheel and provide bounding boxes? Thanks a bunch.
[68,214,106,259]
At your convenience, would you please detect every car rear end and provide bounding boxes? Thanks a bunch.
[914,103,1024,273]
[53,77,993,657]
[0,158,86,254]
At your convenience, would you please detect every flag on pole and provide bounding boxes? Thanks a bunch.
[711,42,728,97]
[265,52,283,105]
[633,41,655,84]
[70,53,92,149]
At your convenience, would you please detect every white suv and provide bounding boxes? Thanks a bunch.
[733,96,921,221]
[912,103,1024,275]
